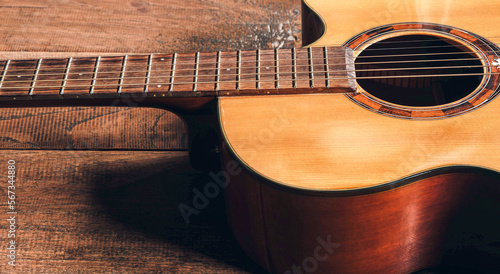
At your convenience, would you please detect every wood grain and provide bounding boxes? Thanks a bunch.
[220,2,500,273]
[0,0,302,151]
[0,47,356,99]
[223,153,500,273]
[0,150,264,272]
[0,106,187,150]
[220,2,500,191]
[0,0,302,54]
[304,0,500,47]
[220,92,500,190]
[0,0,302,272]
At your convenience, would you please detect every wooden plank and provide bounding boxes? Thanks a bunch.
[0,0,302,272]
[0,0,302,150]
[0,107,187,150]
[0,150,260,273]
[0,0,302,54]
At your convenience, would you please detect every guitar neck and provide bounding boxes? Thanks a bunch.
[0,47,356,103]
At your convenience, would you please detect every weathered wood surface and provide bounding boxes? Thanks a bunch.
[0,0,301,55]
[0,151,264,272]
[0,107,187,150]
[0,0,302,272]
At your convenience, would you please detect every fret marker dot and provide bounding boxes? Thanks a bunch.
[161,58,165,61]
[79,73,83,76]
[17,76,21,78]
[226,68,230,71]
[157,85,162,88]
[266,67,270,69]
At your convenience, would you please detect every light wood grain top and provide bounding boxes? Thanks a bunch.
[304,0,500,47]
[219,93,500,190]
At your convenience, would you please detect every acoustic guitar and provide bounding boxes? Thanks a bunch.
[2,0,500,272]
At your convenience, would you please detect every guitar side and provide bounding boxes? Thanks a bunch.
[218,0,500,272]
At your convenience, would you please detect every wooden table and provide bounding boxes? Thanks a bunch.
[0,0,301,272]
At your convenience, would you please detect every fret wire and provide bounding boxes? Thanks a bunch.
[144,54,153,93]
[117,55,128,93]
[193,52,200,92]
[324,47,331,88]
[257,49,261,89]
[60,57,73,95]
[2,71,499,91]
[292,48,297,88]
[275,48,279,89]
[1,62,496,86]
[29,59,42,96]
[308,47,314,88]
[169,53,177,92]
[216,51,221,91]
[0,60,10,88]
[0,55,488,79]
[90,56,101,94]
[236,51,241,90]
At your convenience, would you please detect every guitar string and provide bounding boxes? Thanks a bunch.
[0,48,497,74]
[352,43,499,52]
[0,54,490,81]
[1,33,498,91]
[0,39,496,84]
[0,62,494,86]
[344,37,500,45]
[0,60,493,87]
[0,72,497,90]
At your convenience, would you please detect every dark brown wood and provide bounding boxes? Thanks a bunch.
[0,0,302,55]
[0,150,263,273]
[65,57,99,94]
[32,58,68,95]
[172,52,196,93]
[0,48,356,101]
[93,56,124,94]
[0,1,303,272]
[276,49,294,89]
[2,59,38,95]
[219,51,238,91]
[197,52,218,92]
[259,49,276,90]
[0,106,188,150]
[301,1,325,47]
[121,55,150,94]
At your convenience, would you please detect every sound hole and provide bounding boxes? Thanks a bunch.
[355,35,484,107]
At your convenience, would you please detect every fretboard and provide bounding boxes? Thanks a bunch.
[0,47,356,100]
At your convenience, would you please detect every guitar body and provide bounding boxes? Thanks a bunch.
[0,0,499,272]
[218,0,500,272]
